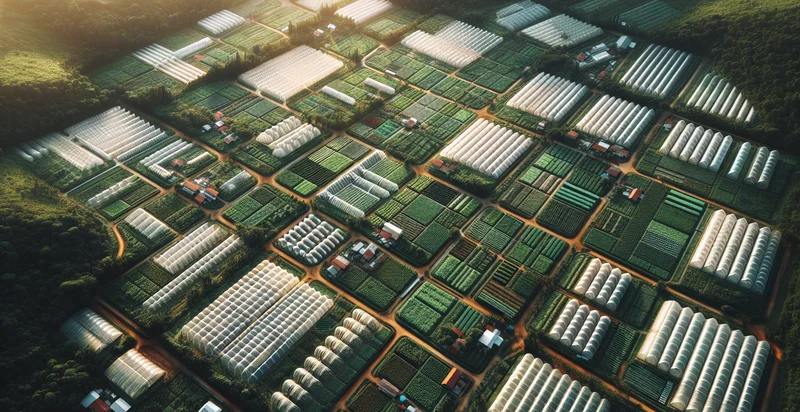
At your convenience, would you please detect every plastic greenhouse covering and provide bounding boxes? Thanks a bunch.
[139,139,194,179]
[496,1,551,32]
[686,73,756,123]
[488,354,610,412]
[87,175,137,208]
[658,120,734,172]
[181,259,299,356]
[726,142,751,180]
[689,210,781,294]
[221,170,253,193]
[521,14,603,48]
[60,308,122,352]
[197,10,245,35]
[65,106,168,161]
[132,43,206,83]
[145,234,242,311]
[440,119,532,178]
[637,301,770,411]
[278,214,347,265]
[318,151,398,218]
[507,72,589,122]
[154,223,228,274]
[573,258,632,311]
[401,21,503,68]
[619,44,694,98]
[547,299,610,360]
[105,349,165,399]
[256,116,321,158]
[172,37,213,59]
[321,86,356,106]
[296,0,336,12]
[575,95,654,148]
[270,392,301,412]
[364,78,395,95]
[220,283,333,383]
[239,46,344,102]
[23,133,104,171]
[124,208,170,240]
[335,0,393,25]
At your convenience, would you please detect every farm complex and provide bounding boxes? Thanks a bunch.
[3,0,799,412]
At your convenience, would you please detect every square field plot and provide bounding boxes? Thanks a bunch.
[276,136,370,196]
[363,8,423,40]
[222,184,307,229]
[71,167,159,221]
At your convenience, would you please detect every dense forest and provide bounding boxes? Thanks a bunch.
[655,0,800,149]
[0,160,118,411]
[0,0,243,148]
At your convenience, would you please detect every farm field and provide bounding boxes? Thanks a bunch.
[324,241,418,311]
[124,136,216,188]
[364,175,481,266]
[143,192,206,233]
[370,337,471,410]
[636,118,795,222]
[362,7,423,40]
[277,136,371,196]
[259,5,315,31]
[396,282,494,371]
[583,174,707,280]
[347,88,476,164]
[222,184,307,231]
[71,167,160,221]
[456,39,545,93]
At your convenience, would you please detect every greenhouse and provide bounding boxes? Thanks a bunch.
[521,14,603,48]
[139,139,194,179]
[495,1,551,32]
[239,46,344,102]
[87,175,137,208]
[507,72,589,122]
[60,308,122,352]
[364,77,395,95]
[124,208,170,240]
[277,214,347,265]
[573,258,631,311]
[317,151,399,218]
[401,21,503,68]
[575,96,654,148]
[180,259,299,356]
[145,232,243,311]
[440,119,532,178]
[657,121,733,171]
[197,10,245,35]
[689,210,782,294]
[335,0,393,25]
[154,223,228,274]
[547,299,611,360]
[132,43,206,83]
[221,170,253,193]
[25,133,104,171]
[619,44,694,98]
[65,106,168,161]
[488,354,611,412]
[256,116,321,158]
[104,349,165,399]
[219,283,333,383]
[638,301,770,411]
[321,86,356,106]
[686,73,757,123]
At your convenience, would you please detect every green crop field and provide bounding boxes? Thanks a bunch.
[277,136,370,196]
[222,184,306,231]
[144,193,205,233]
[71,167,159,221]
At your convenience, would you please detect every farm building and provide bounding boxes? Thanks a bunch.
[256,116,321,158]
[638,301,770,411]
[547,299,611,360]
[335,0,393,25]
[725,143,780,188]
[65,106,169,161]
[689,209,782,294]
[317,151,400,218]
[277,214,347,265]
[60,308,123,353]
[620,44,693,98]
[495,1,551,32]
[197,10,245,35]
[572,258,632,311]
[489,354,611,411]
[105,349,165,399]
[132,43,206,83]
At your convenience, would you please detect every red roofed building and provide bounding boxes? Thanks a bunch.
[215,112,225,120]
[431,158,444,168]
[183,181,200,192]
[577,52,587,62]
[89,399,111,412]
[194,194,206,203]
[591,143,609,153]
[442,368,462,390]
[205,188,219,198]
[606,166,621,178]
[567,130,580,140]
[628,188,643,201]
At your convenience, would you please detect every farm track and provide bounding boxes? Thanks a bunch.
[79,18,793,412]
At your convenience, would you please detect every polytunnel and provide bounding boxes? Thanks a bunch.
[105,349,165,399]
[335,0,393,25]
[352,308,381,332]
[304,356,333,381]
[314,346,345,372]
[270,392,301,412]
[281,380,313,408]
[364,78,395,95]
[727,142,752,179]
[744,146,770,185]
[322,86,356,106]
[60,308,122,352]
[239,46,344,102]
[756,150,780,189]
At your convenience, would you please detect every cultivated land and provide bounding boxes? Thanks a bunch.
[2,0,800,411]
